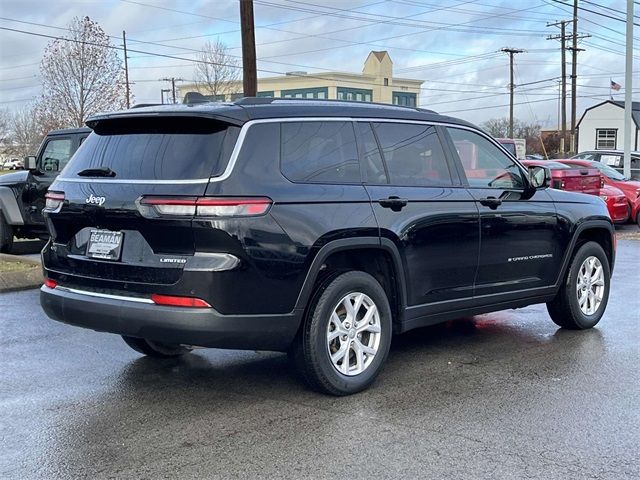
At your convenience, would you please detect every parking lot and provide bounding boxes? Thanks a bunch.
[1,234,638,479]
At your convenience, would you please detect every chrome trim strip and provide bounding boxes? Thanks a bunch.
[55,286,154,304]
[208,117,355,183]
[208,116,525,183]
[55,116,521,186]
[54,177,210,184]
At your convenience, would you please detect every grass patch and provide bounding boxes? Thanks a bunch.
[0,261,39,273]
[618,230,640,241]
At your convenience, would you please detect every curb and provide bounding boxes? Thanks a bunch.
[0,254,42,293]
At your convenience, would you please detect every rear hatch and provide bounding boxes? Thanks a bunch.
[44,115,240,289]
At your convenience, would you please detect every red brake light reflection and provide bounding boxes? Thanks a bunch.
[151,294,211,308]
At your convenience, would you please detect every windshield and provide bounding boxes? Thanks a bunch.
[590,162,627,180]
[62,117,239,180]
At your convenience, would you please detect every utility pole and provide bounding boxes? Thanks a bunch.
[569,1,590,153]
[240,0,257,96]
[570,1,578,153]
[122,30,130,109]
[501,48,524,139]
[161,77,183,104]
[547,21,569,154]
[623,0,634,179]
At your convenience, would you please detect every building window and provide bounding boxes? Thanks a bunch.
[337,87,373,102]
[596,129,617,149]
[384,78,389,86]
[230,92,245,101]
[257,91,274,97]
[280,87,328,99]
[392,91,417,107]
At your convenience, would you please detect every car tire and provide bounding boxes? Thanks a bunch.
[547,241,610,330]
[289,271,392,396]
[0,210,14,254]
[121,335,192,358]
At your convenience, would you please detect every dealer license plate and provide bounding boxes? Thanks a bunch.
[86,229,123,261]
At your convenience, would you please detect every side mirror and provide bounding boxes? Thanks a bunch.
[528,165,551,189]
[24,156,37,170]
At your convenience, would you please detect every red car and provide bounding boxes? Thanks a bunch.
[561,159,640,226]
[599,184,630,223]
[521,160,601,195]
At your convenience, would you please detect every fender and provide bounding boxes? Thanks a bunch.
[0,186,24,225]
[553,219,615,288]
[293,237,408,320]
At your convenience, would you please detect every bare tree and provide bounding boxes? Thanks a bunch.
[0,109,9,148]
[194,40,241,98]
[37,16,128,128]
[482,117,515,138]
[482,117,545,154]
[7,106,45,158]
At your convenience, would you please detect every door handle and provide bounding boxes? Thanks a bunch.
[479,197,502,209]
[378,196,408,211]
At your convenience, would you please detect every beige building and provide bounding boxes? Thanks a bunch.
[181,51,424,107]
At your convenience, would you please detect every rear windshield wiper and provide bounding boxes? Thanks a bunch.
[77,167,116,177]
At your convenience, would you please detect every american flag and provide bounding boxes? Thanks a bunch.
[610,80,622,91]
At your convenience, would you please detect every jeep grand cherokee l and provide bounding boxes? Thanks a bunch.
[40,98,615,395]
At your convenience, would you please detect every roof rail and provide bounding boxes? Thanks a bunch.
[131,103,162,109]
[233,97,275,105]
[232,96,437,113]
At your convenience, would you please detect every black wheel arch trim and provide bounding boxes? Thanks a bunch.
[0,186,24,225]
[555,219,615,286]
[293,237,408,322]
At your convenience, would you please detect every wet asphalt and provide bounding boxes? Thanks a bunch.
[1,239,638,479]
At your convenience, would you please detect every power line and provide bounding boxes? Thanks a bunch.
[550,0,640,26]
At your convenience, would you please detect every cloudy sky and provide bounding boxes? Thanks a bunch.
[0,0,636,126]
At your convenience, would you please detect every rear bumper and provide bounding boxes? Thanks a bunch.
[608,199,630,223]
[40,286,302,352]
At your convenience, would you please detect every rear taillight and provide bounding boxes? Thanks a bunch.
[44,192,65,211]
[600,177,605,188]
[151,294,211,308]
[560,180,566,189]
[44,278,57,289]
[139,196,272,218]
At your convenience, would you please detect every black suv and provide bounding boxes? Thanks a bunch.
[0,127,90,252]
[40,99,615,395]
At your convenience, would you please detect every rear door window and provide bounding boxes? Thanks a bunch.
[62,117,239,180]
[280,121,360,183]
[371,122,453,186]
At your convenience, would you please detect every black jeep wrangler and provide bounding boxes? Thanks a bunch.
[0,127,90,252]
[40,99,614,395]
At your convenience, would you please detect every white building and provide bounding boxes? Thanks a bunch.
[576,100,639,152]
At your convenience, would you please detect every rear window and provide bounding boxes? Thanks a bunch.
[62,117,239,180]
